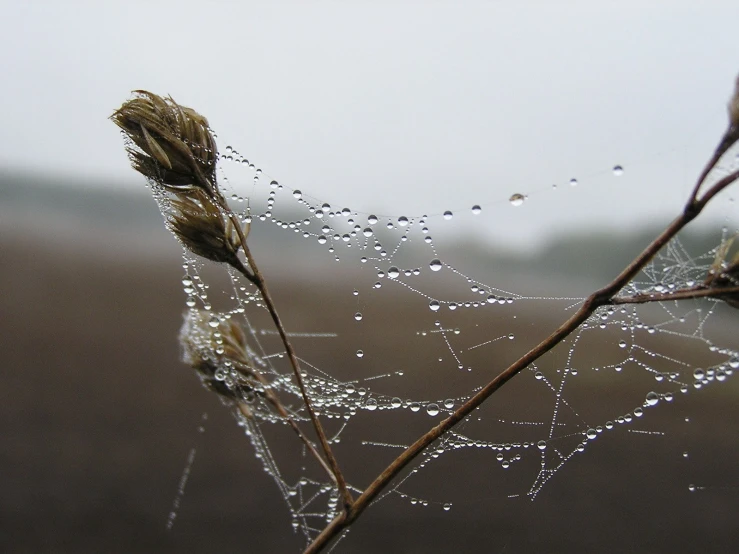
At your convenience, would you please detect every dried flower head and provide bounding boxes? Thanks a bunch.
[166,189,244,267]
[729,74,739,129]
[180,310,262,402]
[705,234,739,309]
[111,91,218,194]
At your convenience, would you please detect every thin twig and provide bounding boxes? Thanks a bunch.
[610,284,739,305]
[303,142,739,554]
[225,207,354,509]
[233,361,337,484]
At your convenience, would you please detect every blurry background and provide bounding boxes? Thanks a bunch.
[2,1,739,552]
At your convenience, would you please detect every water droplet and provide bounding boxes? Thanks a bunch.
[443,503,452,511]
[292,190,302,199]
[208,316,219,328]
[586,428,597,440]
[426,403,440,417]
[693,368,705,380]
[388,267,400,279]
[367,215,378,225]
[363,227,373,237]
[443,210,453,220]
[509,193,525,207]
[429,259,442,272]
[354,312,363,321]
[613,165,624,176]
[618,340,627,348]
[443,399,454,409]
[471,205,482,215]
[356,350,364,358]
[365,398,377,411]
[569,178,578,187]
[429,300,440,311]
[391,397,402,408]
[398,216,409,226]
[317,235,327,245]
[537,440,547,450]
[645,391,659,406]
[409,402,421,412]
[270,180,279,188]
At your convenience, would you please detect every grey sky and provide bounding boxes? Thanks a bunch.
[2,0,738,247]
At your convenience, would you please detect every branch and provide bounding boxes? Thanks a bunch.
[304,125,739,554]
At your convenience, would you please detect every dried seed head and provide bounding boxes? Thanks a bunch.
[111,91,218,194]
[730,74,739,128]
[166,189,242,267]
[180,310,261,401]
[705,234,739,309]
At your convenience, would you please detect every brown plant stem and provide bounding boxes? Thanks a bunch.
[224,207,354,509]
[303,157,739,553]
[233,365,336,484]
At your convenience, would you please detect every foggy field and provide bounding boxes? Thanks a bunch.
[2,215,738,553]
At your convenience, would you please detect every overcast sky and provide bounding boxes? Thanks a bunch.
[2,0,738,247]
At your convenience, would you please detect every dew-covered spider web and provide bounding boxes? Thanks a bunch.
[158,139,739,549]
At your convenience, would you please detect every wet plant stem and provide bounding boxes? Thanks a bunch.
[223,207,354,509]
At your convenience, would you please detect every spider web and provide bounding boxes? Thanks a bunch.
[162,141,739,548]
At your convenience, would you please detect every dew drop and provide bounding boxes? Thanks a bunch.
[354,312,363,321]
[398,216,409,226]
[387,267,400,279]
[471,205,482,215]
[409,402,421,412]
[537,440,547,451]
[365,398,377,411]
[443,210,453,220]
[269,180,279,188]
[429,300,441,311]
[509,193,525,207]
[443,503,452,511]
[208,316,220,328]
[613,165,624,176]
[569,178,578,187]
[356,350,364,358]
[443,399,454,410]
[426,403,440,417]
[321,203,331,213]
[292,190,302,199]
[391,397,402,408]
[645,391,659,406]
[367,215,378,225]
[429,259,442,272]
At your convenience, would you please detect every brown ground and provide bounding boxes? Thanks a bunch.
[2,214,739,554]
